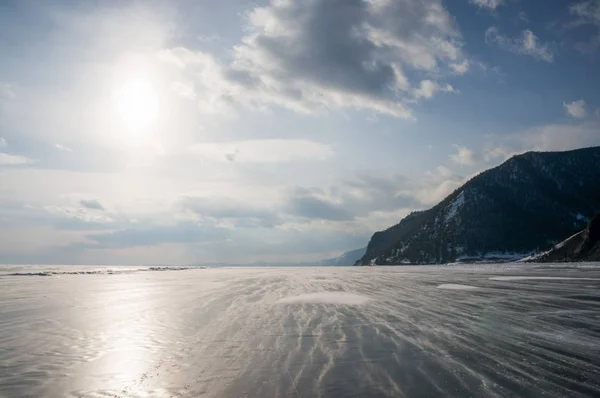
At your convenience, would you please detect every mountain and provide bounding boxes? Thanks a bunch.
[198,247,367,267]
[357,147,600,265]
[525,212,600,263]
[318,247,367,266]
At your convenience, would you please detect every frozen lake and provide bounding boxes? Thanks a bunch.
[1,264,600,397]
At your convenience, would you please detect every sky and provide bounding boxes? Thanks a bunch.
[1,0,600,265]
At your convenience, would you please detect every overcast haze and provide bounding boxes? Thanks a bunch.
[1,0,600,264]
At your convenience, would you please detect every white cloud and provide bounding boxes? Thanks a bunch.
[414,166,465,205]
[568,1,600,52]
[44,205,114,224]
[449,144,474,165]
[188,139,333,163]
[483,121,600,161]
[171,81,196,100]
[55,143,73,152]
[413,80,456,99]
[570,0,600,28]
[473,120,600,170]
[485,27,554,62]
[157,48,188,69]
[483,146,520,162]
[473,61,503,75]
[197,34,220,43]
[0,153,33,166]
[470,0,504,10]
[563,99,587,118]
[519,123,600,151]
[450,59,470,74]
[0,137,6,148]
[180,196,280,228]
[158,0,468,119]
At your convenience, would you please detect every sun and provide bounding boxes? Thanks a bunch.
[112,78,159,133]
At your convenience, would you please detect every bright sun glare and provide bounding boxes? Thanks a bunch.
[113,78,159,133]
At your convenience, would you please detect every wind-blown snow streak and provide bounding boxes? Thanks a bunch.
[1,264,599,397]
[437,283,479,290]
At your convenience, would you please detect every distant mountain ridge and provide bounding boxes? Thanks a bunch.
[358,147,600,265]
[199,247,366,267]
[318,247,366,266]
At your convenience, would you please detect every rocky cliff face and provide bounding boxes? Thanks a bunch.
[528,213,600,263]
[358,147,600,265]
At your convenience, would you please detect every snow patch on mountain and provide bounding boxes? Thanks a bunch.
[445,191,465,222]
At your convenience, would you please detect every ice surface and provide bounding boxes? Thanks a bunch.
[489,276,600,281]
[1,264,600,397]
[0,265,196,277]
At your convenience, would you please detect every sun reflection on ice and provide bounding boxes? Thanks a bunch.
[72,276,157,395]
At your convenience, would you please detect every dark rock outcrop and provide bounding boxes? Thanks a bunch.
[531,213,600,262]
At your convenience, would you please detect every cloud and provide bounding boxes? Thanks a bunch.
[197,34,220,43]
[485,27,554,62]
[449,60,470,75]
[198,224,372,264]
[515,122,600,151]
[0,138,31,166]
[483,146,521,162]
[157,48,189,69]
[569,0,600,52]
[0,166,468,263]
[171,81,196,100]
[44,205,113,224]
[565,1,600,52]
[285,187,354,221]
[0,83,16,100]
[180,196,280,227]
[563,99,587,118]
[413,80,456,99]
[342,173,417,211]
[79,199,105,211]
[188,139,333,163]
[26,203,119,232]
[570,1,600,25]
[470,0,504,10]
[55,143,73,152]
[0,200,119,233]
[159,0,467,119]
[483,121,600,163]
[413,166,465,206]
[0,153,33,166]
[456,120,600,171]
[473,61,503,75]
[516,11,530,24]
[449,144,475,165]
[283,169,464,223]
[80,222,229,249]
